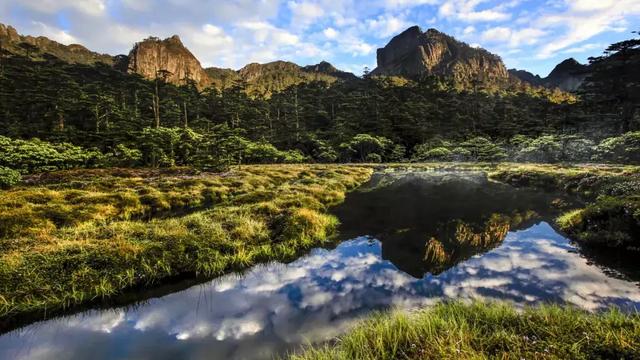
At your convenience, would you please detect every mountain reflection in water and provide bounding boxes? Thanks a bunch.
[332,170,577,277]
[1,171,639,360]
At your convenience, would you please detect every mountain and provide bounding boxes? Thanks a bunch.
[0,23,112,64]
[204,67,242,89]
[371,26,511,89]
[303,61,358,81]
[544,58,589,92]
[205,61,350,97]
[124,35,211,89]
[509,58,590,92]
[508,69,544,87]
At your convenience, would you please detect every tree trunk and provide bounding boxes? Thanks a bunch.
[294,88,300,142]
[183,101,188,128]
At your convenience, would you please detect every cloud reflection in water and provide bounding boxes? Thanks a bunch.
[1,222,639,360]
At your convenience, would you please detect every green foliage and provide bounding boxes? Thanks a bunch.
[339,134,394,162]
[593,132,640,164]
[412,146,452,161]
[243,142,307,164]
[461,137,507,162]
[0,136,103,173]
[293,301,640,360]
[512,135,595,163]
[104,144,143,167]
[0,166,21,189]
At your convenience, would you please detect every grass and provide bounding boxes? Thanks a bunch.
[291,301,640,360]
[488,163,640,252]
[0,165,372,321]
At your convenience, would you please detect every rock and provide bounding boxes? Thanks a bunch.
[371,26,510,89]
[126,35,211,89]
[544,58,589,92]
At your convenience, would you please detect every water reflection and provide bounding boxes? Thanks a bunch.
[2,224,640,360]
[1,171,639,360]
[332,170,576,277]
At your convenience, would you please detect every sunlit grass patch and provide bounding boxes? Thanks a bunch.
[0,164,373,320]
[291,301,640,360]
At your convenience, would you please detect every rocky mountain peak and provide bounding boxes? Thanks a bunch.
[126,35,211,89]
[545,58,589,92]
[372,26,510,89]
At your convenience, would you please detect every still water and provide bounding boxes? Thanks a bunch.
[1,171,639,360]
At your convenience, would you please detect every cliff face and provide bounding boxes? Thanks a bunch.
[0,23,112,64]
[126,35,211,89]
[372,26,510,89]
[544,58,589,92]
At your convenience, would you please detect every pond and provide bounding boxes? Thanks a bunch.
[2,170,639,360]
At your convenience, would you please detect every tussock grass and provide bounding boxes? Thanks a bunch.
[291,301,640,360]
[0,165,372,321]
[488,163,640,251]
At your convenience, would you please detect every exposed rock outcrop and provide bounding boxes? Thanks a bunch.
[371,26,511,89]
[0,23,112,64]
[125,35,211,89]
[544,58,589,92]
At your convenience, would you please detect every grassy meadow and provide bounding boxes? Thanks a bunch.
[291,301,640,360]
[0,165,372,321]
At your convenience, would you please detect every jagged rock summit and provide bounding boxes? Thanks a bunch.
[125,35,212,89]
[372,26,510,88]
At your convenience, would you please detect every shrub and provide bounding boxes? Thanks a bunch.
[593,132,640,164]
[339,134,394,162]
[105,144,143,167]
[461,137,507,162]
[365,153,383,163]
[0,166,21,188]
[0,136,103,174]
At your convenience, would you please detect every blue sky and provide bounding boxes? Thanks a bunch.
[1,0,639,76]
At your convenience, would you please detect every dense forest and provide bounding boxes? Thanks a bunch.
[0,30,638,186]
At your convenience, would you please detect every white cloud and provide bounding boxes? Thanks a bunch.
[536,0,640,58]
[439,0,511,22]
[30,22,78,44]
[288,1,325,28]
[323,27,338,39]
[481,26,546,47]
[366,15,411,38]
[562,43,604,54]
[18,0,106,16]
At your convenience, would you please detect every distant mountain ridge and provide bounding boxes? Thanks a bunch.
[509,58,590,92]
[1,22,589,94]
[0,23,112,64]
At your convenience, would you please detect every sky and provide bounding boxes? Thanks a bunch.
[0,0,639,76]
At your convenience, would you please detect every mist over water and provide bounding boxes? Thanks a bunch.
[2,171,639,360]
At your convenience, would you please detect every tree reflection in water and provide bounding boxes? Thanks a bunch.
[332,170,576,277]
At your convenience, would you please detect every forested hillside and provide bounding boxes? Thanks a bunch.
[0,24,638,182]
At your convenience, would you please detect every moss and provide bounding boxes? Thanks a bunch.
[292,302,640,360]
